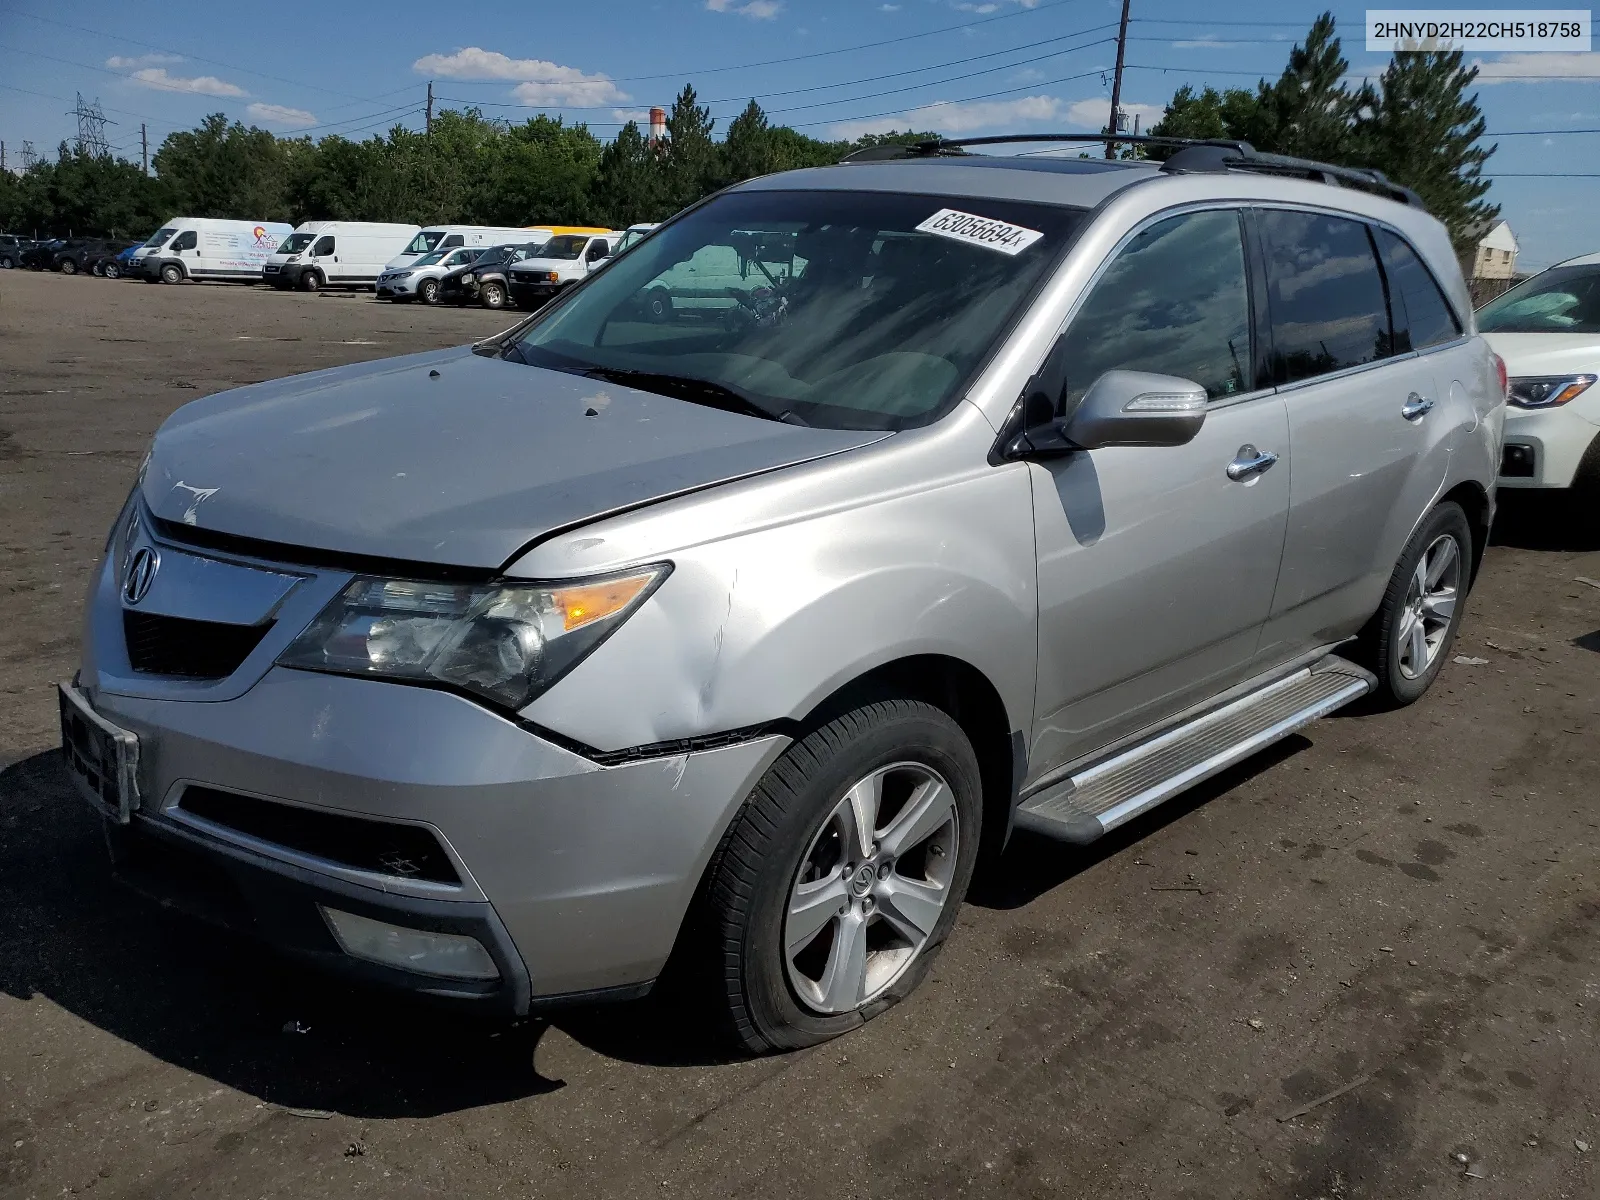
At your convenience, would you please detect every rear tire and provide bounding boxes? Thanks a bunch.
[700,699,982,1054]
[1360,501,1473,706]
[0,255,12,269]
[160,263,183,285]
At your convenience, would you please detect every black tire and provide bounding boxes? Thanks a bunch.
[418,278,440,305]
[701,699,983,1054]
[104,261,121,279]
[1361,500,1473,705]
[645,286,673,323]
[299,269,321,292]
[479,281,506,309]
[59,258,78,275]
[0,256,12,269]
[160,263,183,285]
[91,261,104,276]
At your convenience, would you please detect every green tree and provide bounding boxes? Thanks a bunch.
[722,99,776,184]
[1246,12,1361,161]
[662,85,718,214]
[1355,49,1498,245]
[590,120,662,227]
[484,116,603,226]
[153,113,294,219]
[1147,85,1261,149]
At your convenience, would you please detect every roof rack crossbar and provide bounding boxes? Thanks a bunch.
[837,132,1422,208]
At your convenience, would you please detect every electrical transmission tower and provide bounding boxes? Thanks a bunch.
[20,141,38,169]
[67,92,114,157]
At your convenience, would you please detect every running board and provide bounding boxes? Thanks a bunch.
[1015,655,1375,845]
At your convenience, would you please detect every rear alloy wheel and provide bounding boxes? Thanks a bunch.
[701,698,982,1053]
[160,263,183,285]
[479,281,506,309]
[0,256,12,269]
[1362,500,1472,705]
[418,278,441,305]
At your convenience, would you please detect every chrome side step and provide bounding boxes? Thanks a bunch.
[1015,655,1375,845]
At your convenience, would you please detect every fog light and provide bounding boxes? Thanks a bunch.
[320,907,500,981]
[1501,444,1535,478]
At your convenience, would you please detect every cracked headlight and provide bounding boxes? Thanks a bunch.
[278,565,669,709]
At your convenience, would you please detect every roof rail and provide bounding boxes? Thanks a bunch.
[838,133,1423,209]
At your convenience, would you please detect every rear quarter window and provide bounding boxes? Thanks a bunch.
[1374,228,1461,350]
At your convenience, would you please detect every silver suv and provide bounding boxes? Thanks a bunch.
[62,136,1504,1052]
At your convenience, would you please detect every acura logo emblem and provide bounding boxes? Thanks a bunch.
[123,547,160,605]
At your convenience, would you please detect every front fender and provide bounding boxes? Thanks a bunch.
[519,459,1039,754]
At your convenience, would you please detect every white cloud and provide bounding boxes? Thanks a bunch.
[106,53,182,69]
[129,68,247,97]
[412,47,628,105]
[1472,52,1600,83]
[706,0,783,16]
[879,2,901,9]
[953,3,1001,12]
[247,102,317,128]
[1064,97,1166,130]
[830,95,1064,141]
[611,108,654,126]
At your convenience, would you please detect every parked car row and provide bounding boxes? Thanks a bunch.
[5,235,141,276]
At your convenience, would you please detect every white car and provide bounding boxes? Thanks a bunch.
[1479,250,1600,489]
[506,232,621,308]
[375,246,486,304]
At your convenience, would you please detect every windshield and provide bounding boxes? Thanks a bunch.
[1478,265,1600,334]
[143,228,175,249]
[279,232,316,254]
[540,235,588,260]
[510,190,1081,430]
[404,230,445,255]
[412,250,447,267]
[614,228,653,255]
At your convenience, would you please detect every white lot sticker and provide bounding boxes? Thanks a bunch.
[915,208,1044,256]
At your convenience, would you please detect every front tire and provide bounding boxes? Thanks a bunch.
[160,263,183,285]
[418,278,440,305]
[1363,501,1473,705]
[479,281,506,309]
[703,699,982,1053]
[59,258,77,275]
[299,269,322,292]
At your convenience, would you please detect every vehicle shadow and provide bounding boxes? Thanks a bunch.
[1490,490,1600,552]
[0,749,569,1117]
[967,734,1310,911]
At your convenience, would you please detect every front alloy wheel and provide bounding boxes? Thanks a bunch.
[699,698,982,1053]
[418,278,440,305]
[785,762,959,1015]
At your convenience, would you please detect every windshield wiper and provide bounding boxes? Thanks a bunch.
[576,366,808,426]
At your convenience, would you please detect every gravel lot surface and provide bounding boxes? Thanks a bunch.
[2,269,1598,1200]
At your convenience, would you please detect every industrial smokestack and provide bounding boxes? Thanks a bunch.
[649,106,666,143]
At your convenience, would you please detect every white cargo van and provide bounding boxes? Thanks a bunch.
[131,218,293,284]
[384,226,557,272]
[264,221,421,291]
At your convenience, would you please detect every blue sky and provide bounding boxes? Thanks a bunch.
[1,0,1595,267]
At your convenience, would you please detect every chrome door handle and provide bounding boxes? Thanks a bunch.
[1402,393,1435,420]
[1226,445,1279,482]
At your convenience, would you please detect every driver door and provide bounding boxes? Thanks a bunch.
[1028,206,1292,781]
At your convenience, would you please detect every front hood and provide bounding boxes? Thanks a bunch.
[512,257,576,274]
[1482,331,1600,376]
[142,348,885,569]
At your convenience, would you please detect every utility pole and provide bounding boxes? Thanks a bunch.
[67,92,114,157]
[1105,0,1131,159]
[1,142,6,173]
[425,81,434,135]
[20,140,36,170]
[141,123,149,174]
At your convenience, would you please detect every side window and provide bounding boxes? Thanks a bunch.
[587,239,610,260]
[1374,228,1462,351]
[171,230,197,252]
[1055,208,1252,407]
[1259,210,1393,384]
[442,234,464,248]
[311,235,335,256]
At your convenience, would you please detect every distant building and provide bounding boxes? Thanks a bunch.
[1463,219,1520,303]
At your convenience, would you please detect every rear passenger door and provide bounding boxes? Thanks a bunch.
[1028,207,1292,776]
[1255,208,1457,661]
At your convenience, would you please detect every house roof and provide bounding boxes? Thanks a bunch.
[1477,219,1518,253]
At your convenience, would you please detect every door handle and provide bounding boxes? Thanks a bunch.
[1226,445,1279,482]
[1402,393,1434,420]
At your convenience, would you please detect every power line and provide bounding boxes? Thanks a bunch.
[789,65,1115,130]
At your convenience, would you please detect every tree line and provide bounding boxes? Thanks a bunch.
[0,15,1493,247]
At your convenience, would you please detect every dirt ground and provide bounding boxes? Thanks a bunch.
[1,268,1598,1200]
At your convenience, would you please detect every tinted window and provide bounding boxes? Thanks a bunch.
[1375,228,1461,350]
[441,234,464,248]
[170,230,197,251]
[1260,211,1391,384]
[1478,265,1600,334]
[311,235,335,255]
[1055,208,1252,406]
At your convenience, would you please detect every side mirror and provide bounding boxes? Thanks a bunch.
[1060,370,1208,449]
